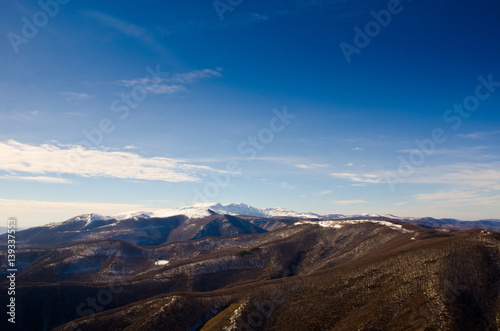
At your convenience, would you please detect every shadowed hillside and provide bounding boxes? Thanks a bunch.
[53,229,500,331]
[1,219,499,330]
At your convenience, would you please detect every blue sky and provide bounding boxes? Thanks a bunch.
[1,0,500,226]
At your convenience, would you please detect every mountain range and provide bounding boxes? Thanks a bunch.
[54,202,500,222]
[4,203,499,249]
[0,203,499,330]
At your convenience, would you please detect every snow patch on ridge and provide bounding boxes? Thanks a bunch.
[65,214,111,225]
[295,219,409,232]
[154,260,169,266]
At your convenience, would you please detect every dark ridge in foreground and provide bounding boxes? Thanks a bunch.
[0,218,499,330]
[52,228,500,331]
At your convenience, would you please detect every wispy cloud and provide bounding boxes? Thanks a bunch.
[332,162,500,190]
[398,146,490,157]
[456,130,500,139]
[118,68,222,86]
[317,190,332,196]
[167,68,223,84]
[415,189,500,206]
[334,199,367,205]
[116,68,222,95]
[84,10,168,54]
[143,84,187,95]
[212,0,352,29]
[10,110,39,121]
[0,175,71,184]
[281,182,297,190]
[295,163,329,169]
[402,163,500,190]
[330,172,385,184]
[352,147,363,151]
[61,92,94,101]
[415,189,480,202]
[0,140,224,183]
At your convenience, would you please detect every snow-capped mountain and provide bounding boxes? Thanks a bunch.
[209,203,321,218]
[14,203,500,249]
[59,202,500,225]
[85,202,322,221]
[3,201,500,250]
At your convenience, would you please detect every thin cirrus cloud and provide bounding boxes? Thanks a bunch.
[0,140,224,183]
[400,163,500,190]
[142,84,186,95]
[331,162,500,190]
[330,172,385,184]
[415,190,482,202]
[295,163,329,169]
[60,92,94,101]
[334,199,367,205]
[280,182,297,190]
[8,110,39,121]
[455,130,500,139]
[397,146,489,157]
[84,10,168,55]
[213,0,349,28]
[165,68,223,84]
[116,68,222,95]
[414,189,500,206]
[0,175,72,184]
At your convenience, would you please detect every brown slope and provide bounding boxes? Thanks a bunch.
[0,220,412,331]
[53,230,500,331]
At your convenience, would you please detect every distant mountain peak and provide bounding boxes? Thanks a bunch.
[49,202,494,229]
[56,203,441,227]
[71,202,321,222]
[67,213,106,223]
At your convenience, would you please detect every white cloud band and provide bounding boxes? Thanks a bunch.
[0,140,221,183]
